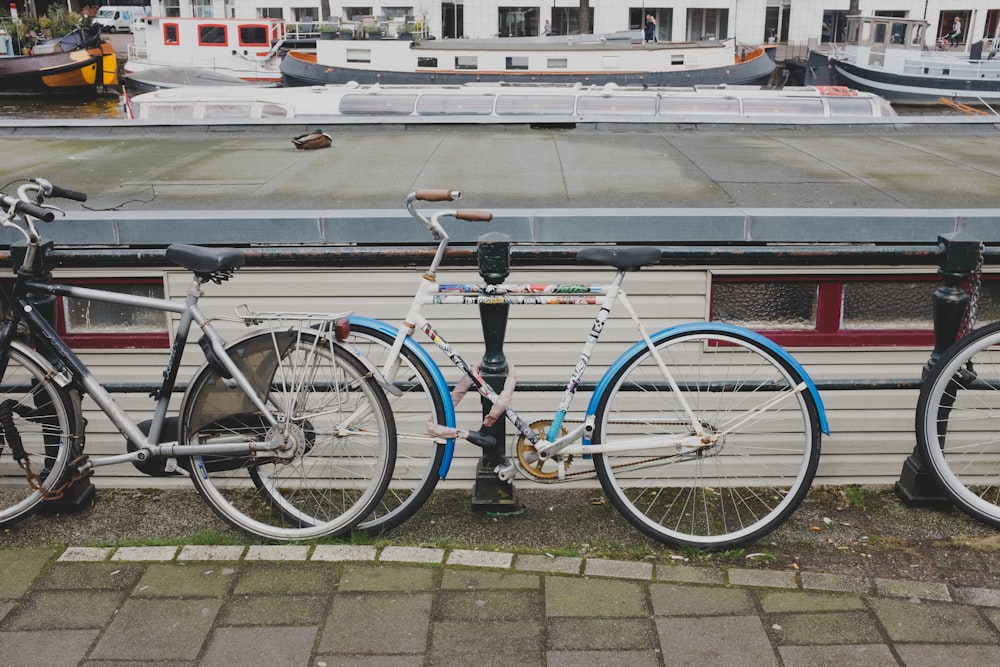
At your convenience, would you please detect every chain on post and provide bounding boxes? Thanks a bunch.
[961,241,986,338]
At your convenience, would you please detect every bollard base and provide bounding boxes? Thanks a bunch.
[471,465,521,515]
[37,477,97,515]
[894,454,952,509]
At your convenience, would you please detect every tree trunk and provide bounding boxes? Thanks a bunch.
[578,0,590,35]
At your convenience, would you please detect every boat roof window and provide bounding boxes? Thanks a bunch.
[199,25,228,46]
[506,56,529,71]
[547,58,568,69]
[340,94,418,114]
[416,94,495,115]
[742,98,825,116]
[417,57,438,68]
[577,96,657,115]
[238,25,270,47]
[827,97,876,117]
[659,97,740,115]
[670,54,685,65]
[495,95,575,115]
[346,48,372,63]
[455,56,478,70]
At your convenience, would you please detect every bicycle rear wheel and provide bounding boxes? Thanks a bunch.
[180,330,395,541]
[0,343,75,527]
[592,326,821,549]
[347,322,449,535]
[916,320,1000,528]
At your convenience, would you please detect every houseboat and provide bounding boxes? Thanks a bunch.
[280,32,776,88]
[126,81,895,122]
[792,15,1000,107]
[0,25,118,96]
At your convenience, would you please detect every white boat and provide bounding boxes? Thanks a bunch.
[123,16,303,88]
[795,15,1000,106]
[127,81,896,122]
[280,32,776,89]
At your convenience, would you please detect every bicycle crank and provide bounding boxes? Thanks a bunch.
[513,419,571,482]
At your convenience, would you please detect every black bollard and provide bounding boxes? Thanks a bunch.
[895,231,983,508]
[471,232,519,514]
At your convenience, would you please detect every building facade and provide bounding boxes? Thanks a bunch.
[147,0,1000,49]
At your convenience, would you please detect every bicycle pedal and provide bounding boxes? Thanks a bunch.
[466,430,496,449]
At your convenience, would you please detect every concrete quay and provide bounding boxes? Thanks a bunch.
[3,543,1000,666]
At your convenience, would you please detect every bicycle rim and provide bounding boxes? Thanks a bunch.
[593,328,821,549]
[182,331,395,541]
[348,324,448,534]
[0,345,74,527]
[917,322,1000,527]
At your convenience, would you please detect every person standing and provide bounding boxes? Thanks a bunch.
[949,16,962,46]
[644,14,657,43]
[542,19,551,36]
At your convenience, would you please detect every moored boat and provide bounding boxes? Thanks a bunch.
[0,25,118,96]
[793,15,1000,106]
[127,81,896,122]
[280,32,776,88]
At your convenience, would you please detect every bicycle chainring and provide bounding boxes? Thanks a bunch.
[514,420,569,482]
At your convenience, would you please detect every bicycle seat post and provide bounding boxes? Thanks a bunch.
[471,231,519,515]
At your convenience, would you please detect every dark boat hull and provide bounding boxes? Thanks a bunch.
[281,48,776,88]
[831,58,1000,105]
[0,43,117,96]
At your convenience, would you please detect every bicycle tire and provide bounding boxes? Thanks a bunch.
[0,342,75,527]
[347,322,449,535]
[916,320,1000,528]
[592,326,822,549]
[180,329,396,542]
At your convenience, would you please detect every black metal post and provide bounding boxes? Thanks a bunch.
[471,232,519,514]
[895,232,982,508]
[10,241,97,515]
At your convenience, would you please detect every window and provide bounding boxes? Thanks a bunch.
[344,6,374,21]
[162,0,180,18]
[455,56,478,70]
[163,23,179,45]
[346,48,372,63]
[384,7,413,21]
[629,7,672,41]
[552,6,594,36]
[238,25,270,47]
[259,8,283,19]
[710,275,998,347]
[198,24,228,46]
[417,56,438,67]
[1,278,169,349]
[498,7,539,37]
[547,58,567,68]
[687,8,728,41]
[822,10,849,43]
[506,56,529,70]
[192,0,213,19]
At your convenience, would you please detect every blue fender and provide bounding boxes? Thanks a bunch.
[349,316,456,478]
[585,322,829,444]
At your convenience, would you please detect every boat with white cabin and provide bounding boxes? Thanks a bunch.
[127,81,896,122]
[280,31,776,89]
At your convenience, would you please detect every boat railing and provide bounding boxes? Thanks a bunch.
[127,42,148,60]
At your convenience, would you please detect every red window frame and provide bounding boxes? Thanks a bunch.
[163,23,179,45]
[237,24,271,48]
[197,23,229,47]
[710,274,943,347]
[53,277,169,350]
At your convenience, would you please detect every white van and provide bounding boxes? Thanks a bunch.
[93,6,136,33]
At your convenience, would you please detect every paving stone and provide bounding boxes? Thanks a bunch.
[338,564,437,592]
[727,568,799,589]
[800,571,870,593]
[90,597,223,661]
[650,583,755,616]
[38,562,144,591]
[871,598,997,643]
[0,602,12,623]
[770,610,884,645]
[313,657,424,667]
[655,616,778,665]
[758,590,866,613]
[200,625,319,666]
[545,577,648,617]
[244,545,310,561]
[311,544,377,562]
[133,563,235,598]
[446,549,513,569]
[441,569,540,591]
[655,563,725,585]
[515,554,582,575]
[874,577,952,601]
[0,629,100,667]
[234,562,337,596]
[895,644,1000,666]
[318,593,432,654]
[0,548,57,598]
[58,546,113,561]
[177,545,246,561]
[3,590,124,630]
[584,558,653,580]
[110,546,178,561]
[546,650,661,667]
[436,589,541,621]
[430,620,542,666]
[547,616,658,650]
[219,595,329,626]
[778,644,898,667]
[952,586,1000,608]
[380,545,445,563]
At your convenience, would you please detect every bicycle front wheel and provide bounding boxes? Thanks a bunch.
[0,343,75,527]
[347,323,449,535]
[592,327,821,549]
[180,331,395,542]
[917,320,1000,528]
